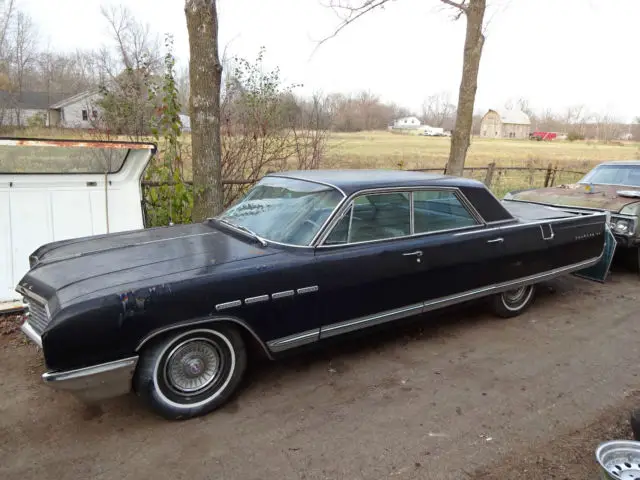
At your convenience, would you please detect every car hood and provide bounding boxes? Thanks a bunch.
[510,183,640,213]
[17,221,278,307]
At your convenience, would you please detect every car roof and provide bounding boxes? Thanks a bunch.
[598,160,640,166]
[267,169,485,196]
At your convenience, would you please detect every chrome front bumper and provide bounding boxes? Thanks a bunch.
[42,356,139,403]
[21,320,138,403]
[21,320,42,348]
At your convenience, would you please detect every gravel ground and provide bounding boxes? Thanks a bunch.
[1,269,639,480]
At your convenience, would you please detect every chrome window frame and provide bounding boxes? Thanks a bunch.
[314,186,487,248]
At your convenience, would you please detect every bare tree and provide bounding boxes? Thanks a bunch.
[175,64,190,112]
[421,91,456,128]
[322,0,487,175]
[185,0,224,219]
[9,10,38,124]
[0,0,15,65]
[100,5,160,74]
[97,5,163,138]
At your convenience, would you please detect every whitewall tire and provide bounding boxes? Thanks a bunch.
[491,284,536,318]
[134,325,247,420]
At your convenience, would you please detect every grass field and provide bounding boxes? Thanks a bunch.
[6,127,639,170]
[324,131,640,171]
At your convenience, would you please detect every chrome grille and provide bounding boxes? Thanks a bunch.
[25,298,50,335]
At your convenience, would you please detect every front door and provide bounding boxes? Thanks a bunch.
[314,191,424,338]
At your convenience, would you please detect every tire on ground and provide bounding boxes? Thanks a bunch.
[491,284,536,318]
[134,324,247,420]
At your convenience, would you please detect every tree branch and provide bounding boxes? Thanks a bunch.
[439,0,468,20]
[314,0,393,54]
[439,0,468,10]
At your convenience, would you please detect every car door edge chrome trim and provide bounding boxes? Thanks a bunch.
[267,329,320,352]
[267,253,603,352]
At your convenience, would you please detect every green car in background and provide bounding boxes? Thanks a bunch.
[504,160,640,271]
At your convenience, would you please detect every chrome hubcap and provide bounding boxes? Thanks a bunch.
[503,286,528,305]
[165,339,221,394]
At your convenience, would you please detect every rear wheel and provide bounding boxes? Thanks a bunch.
[491,284,536,318]
[134,325,247,420]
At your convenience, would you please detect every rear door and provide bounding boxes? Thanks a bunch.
[408,189,506,302]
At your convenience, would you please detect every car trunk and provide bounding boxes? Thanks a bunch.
[0,138,156,309]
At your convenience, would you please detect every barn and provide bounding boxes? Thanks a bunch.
[480,109,531,139]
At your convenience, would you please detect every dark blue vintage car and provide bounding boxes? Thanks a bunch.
[17,170,610,419]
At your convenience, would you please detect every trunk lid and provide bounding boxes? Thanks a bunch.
[512,183,640,212]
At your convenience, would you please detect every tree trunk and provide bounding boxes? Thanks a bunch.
[185,0,224,221]
[445,0,486,177]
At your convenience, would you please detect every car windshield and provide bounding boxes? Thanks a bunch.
[217,176,344,246]
[580,164,640,187]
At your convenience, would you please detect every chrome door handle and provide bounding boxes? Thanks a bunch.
[487,237,504,244]
[403,250,423,257]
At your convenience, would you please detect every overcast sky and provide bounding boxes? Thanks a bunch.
[18,0,640,121]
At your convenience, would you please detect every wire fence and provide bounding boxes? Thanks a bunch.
[412,163,587,198]
[140,163,587,226]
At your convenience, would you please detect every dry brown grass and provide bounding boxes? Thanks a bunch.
[324,131,640,171]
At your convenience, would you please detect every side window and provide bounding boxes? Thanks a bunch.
[413,190,478,233]
[324,192,411,244]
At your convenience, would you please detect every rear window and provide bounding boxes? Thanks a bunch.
[0,142,151,174]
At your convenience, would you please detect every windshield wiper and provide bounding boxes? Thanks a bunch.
[217,218,268,247]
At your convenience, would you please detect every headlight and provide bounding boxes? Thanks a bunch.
[609,216,635,235]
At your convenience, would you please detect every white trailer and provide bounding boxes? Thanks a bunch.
[0,138,155,311]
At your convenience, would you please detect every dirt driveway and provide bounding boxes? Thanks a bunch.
[1,270,640,480]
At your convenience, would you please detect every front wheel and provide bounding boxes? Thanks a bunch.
[491,284,536,318]
[134,325,247,420]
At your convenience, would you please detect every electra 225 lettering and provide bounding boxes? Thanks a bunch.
[18,169,611,420]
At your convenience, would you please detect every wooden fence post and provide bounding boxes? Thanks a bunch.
[484,162,496,188]
[550,164,558,187]
[544,163,553,187]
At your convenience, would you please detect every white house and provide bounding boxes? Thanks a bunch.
[392,116,421,130]
[0,91,57,127]
[49,90,102,129]
[0,89,102,129]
